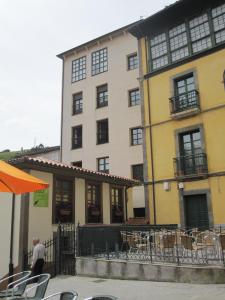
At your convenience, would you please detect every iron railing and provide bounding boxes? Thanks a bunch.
[23,237,57,277]
[174,152,208,177]
[76,225,225,266]
[170,90,200,114]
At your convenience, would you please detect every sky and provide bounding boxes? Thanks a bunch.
[0,0,174,151]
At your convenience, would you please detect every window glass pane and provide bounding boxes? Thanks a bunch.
[97,84,108,108]
[192,37,212,53]
[150,33,166,46]
[54,179,73,223]
[129,89,140,106]
[170,32,188,51]
[92,48,108,76]
[189,14,208,28]
[171,47,189,62]
[152,55,168,70]
[151,42,167,59]
[190,22,210,42]
[212,4,225,18]
[169,23,186,38]
[111,187,123,223]
[72,92,83,114]
[72,56,86,82]
[215,29,225,43]
[87,183,101,223]
[128,54,138,70]
[131,128,143,145]
[213,14,225,32]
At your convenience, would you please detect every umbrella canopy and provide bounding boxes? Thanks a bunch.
[0,160,49,194]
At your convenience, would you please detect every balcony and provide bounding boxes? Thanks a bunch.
[170,90,200,119]
[174,152,208,178]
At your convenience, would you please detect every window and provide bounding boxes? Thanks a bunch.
[72,161,82,168]
[97,157,109,173]
[53,178,74,224]
[149,4,225,71]
[169,23,189,62]
[129,89,140,106]
[97,119,108,144]
[189,14,211,53]
[72,92,83,115]
[128,53,138,70]
[111,187,124,223]
[97,84,108,108]
[86,182,102,223]
[175,129,208,176]
[131,127,142,145]
[171,73,199,113]
[133,207,145,218]
[132,164,144,182]
[212,3,225,44]
[72,56,86,82]
[72,125,82,149]
[92,48,108,76]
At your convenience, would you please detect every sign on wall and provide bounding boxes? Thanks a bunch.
[33,189,49,207]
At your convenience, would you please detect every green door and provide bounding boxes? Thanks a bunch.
[184,194,209,229]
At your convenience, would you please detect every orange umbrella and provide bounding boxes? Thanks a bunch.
[0,160,49,277]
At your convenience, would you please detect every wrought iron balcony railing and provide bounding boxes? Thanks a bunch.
[174,152,208,177]
[170,90,200,114]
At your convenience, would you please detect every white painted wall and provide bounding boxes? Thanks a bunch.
[61,31,145,210]
[0,193,21,278]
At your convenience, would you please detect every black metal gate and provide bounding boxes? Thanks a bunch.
[57,223,76,275]
[23,223,76,277]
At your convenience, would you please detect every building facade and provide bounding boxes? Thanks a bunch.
[130,0,225,227]
[58,23,145,217]
[0,156,137,278]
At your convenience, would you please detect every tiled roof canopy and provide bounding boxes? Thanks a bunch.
[9,156,140,187]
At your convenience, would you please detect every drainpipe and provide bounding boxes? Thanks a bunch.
[125,187,129,221]
[59,57,65,162]
[145,37,157,225]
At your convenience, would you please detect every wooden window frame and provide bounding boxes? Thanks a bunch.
[52,175,75,224]
[85,181,103,224]
[110,185,124,224]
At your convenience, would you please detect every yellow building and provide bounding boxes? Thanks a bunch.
[130,0,225,228]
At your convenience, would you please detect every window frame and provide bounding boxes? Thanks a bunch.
[72,161,82,168]
[148,4,225,72]
[85,181,103,224]
[131,164,144,182]
[91,47,108,76]
[127,53,139,70]
[128,88,141,107]
[71,125,82,149]
[72,92,83,115]
[52,176,75,224]
[71,56,86,83]
[97,156,109,174]
[110,185,124,224]
[97,119,109,145]
[96,83,108,108]
[130,127,143,146]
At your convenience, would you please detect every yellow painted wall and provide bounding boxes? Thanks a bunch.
[139,36,225,225]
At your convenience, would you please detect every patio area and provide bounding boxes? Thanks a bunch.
[46,275,225,300]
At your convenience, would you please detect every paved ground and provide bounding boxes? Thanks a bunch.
[46,275,225,300]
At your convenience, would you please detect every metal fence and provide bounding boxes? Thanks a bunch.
[23,237,57,277]
[76,225,225,266]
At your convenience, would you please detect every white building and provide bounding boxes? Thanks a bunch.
[58,22,145,217]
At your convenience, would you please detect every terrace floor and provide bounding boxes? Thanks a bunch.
[47,275,225,300]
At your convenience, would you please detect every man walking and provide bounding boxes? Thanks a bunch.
[31,238,46,277]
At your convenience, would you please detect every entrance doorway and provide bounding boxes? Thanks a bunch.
[184,194,209,229]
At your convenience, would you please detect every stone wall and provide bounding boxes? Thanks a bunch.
[76,257,225,284]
